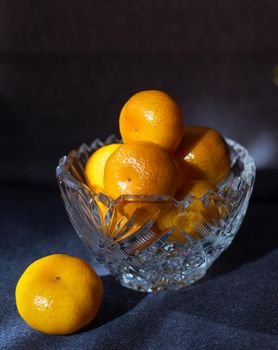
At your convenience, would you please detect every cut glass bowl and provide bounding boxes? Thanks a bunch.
[56,135,255,292]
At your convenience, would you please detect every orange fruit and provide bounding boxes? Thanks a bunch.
[15,254,103,335]
[119,90,184,152]
[104,141,177,199]
[174,126,230,194]
[156,180,221,243]
[103,141,178,242]
[85,143,120,193]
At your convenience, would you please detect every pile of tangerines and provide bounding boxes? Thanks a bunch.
[85,90,230,242]
[15,90,230,336]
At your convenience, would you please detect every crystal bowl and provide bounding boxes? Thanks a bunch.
[56,135,255,292]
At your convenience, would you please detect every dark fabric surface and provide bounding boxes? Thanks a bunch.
[0,171,278,349]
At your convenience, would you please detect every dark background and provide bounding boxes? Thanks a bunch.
[0,0,278,186]
[1,1,278,349]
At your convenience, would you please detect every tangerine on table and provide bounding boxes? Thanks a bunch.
[119,90,184,152]
[15,254,103,335]
[174,126,230,194]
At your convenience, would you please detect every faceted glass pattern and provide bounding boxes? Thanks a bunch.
[56,135,255,292]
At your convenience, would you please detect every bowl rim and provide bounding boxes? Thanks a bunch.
[56,135,256,206]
